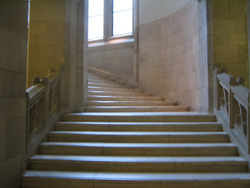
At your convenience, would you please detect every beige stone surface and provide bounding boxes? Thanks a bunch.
[212,0,249,86]
[0,1,28,187]
[138,0,203,111]
[88,41,134,77]
[28,0,66,87]
[0,119,6,161]
[6,117,26,158]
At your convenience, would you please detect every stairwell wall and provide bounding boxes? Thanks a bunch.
[88,40,134,80]
[28,0,88,112]
[0,1,28,187]
[138,0,210,112]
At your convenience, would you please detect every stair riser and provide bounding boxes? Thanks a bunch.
[88,92,151,96]
[85,107,189,112]
[29,161,247,173]
[39,146,238,156]
[22,178,250,188]
[88,87,141,92]
[88,79,121,84]
[55,123,223,132]
[87,96,164,101]
[88,83,131,88]
[48,134,229,143]
[62,114,217,122]
[86,101,176,106]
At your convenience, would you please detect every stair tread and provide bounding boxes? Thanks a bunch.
[87,101,176,106]
[85,106,188,108]
[31,155,246,163]
[55,122,223,132]
[56,122,222,125]
[49,131,228,136]
[23,171,250,181]
[41,142,235,147]
[64,112,211,116]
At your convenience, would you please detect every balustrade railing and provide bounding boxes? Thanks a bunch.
[26,67,64,156]
[214,65,250,153]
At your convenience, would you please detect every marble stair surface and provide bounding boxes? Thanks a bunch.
[22,73,250,188]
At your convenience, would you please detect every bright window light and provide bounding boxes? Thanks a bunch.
[88,0,104,41]
[113,0,133,36]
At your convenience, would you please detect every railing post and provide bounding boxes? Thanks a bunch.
[32,77,40,85]
[26,92,31,153]
[59,66,64,111]
[229,77,237,129]
[214,67,220,110]
[41,77,49,128]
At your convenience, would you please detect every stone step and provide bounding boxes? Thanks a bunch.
[84,106,189,112]
[88,78,119,84]
[87,95,164,101]
[22,171,250,188]
[88,82,132,88]
[88,86,142,92]
[39,142,238,156]
[29,155,247,173]
[48,131,229,143]
[55,122,223,132]
[86,101,176,106]
[88,91,151,96]
[61,112,217,122]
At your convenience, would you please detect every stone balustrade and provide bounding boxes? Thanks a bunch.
[26,67,64,157]
[214,65,250,154]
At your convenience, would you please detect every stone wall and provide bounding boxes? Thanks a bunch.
[0,0,28,187]
[28,0,66,87]
[28,0,88,112]
[139,0,206,111]
[88,40,134,78]
[212,0,249,86]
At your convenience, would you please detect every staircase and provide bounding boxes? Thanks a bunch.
[22,73,250,188]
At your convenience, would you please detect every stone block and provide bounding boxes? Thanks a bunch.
[9,1,28,39]
[29,46,55,64]
[229,33,246,45]
[228,0,246,19]
[20,38,27,74]
[76,68,83,88]
[29,21,47,36]
[0,119,6,161]
[56,46,65,64]
[0,69,4,97]
[30,0,66,21]
[47,20,65,35]
[212,0,228,19]
[0,1,9,28]
[70,66,76,88]
[4,71,26,99]
[20,99,26,117]
[6,117,26,158]
[238,45,248,60]
[0,98,21,119]
[36,32,65,46]
[213,34,229,45]
[0,26,20,72]
[213,19,236,34]
[0,153,25,188]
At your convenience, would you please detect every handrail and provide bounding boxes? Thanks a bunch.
[214,65,250,154]
[26,67,64,157]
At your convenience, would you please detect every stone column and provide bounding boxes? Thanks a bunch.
[133,0,139,82]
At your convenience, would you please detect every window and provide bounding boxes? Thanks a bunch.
[88,0,104,40]
[88,0,133,41]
